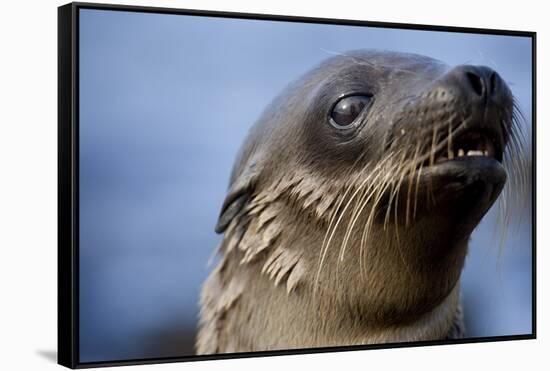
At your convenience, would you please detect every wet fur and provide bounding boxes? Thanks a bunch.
[196,50,527,354]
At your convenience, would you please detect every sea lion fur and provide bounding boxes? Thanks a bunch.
[196,50,526,354]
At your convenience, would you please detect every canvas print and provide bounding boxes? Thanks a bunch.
[64,4,534,366]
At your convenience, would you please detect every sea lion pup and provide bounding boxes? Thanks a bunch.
[196,50,527,354]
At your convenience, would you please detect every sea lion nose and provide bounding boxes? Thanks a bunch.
[444,65,503,102]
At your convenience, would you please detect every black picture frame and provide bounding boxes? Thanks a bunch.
[58,2,537,368]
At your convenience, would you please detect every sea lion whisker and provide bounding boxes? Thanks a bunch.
[321,152,369,252]
[338,177,377,262]
[480,101,527,255]
[359,156,403,242]
[405,145,421,226]
[383,155,411,229]
[338,157,399,262]
[363,165,396,245]
[355,157,401,281]
[389,163,420,277]
[413,162,423,220]
[315,180,356,295]
[336,154,398,262]
[358,172,396,280]
[447,120,454,160]
[320,163,364,254]
[428,124,438,205]
[316,157,383,294]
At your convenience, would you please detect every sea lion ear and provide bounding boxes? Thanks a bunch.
[215,163,259,234]
[215,189,250,234]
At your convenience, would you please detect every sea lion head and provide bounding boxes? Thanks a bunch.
[214,50,526,325]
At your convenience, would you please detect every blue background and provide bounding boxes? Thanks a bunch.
[79,9,533,362]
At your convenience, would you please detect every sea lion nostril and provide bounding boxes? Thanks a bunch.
[466,71,484,97]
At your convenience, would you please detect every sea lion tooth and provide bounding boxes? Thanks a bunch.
[467,150,484,156]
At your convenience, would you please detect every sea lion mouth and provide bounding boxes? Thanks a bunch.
[431,128,501,164]
[386,119,509,224]
[376,114,510,219]
[435,130,502,164]
[407,122,508,208]
[417,118,507,183]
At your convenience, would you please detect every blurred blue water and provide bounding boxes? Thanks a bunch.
[79,9,533,362]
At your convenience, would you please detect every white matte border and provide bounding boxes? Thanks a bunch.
[0,1,545,370]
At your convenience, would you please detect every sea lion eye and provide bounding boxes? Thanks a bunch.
[330,95,372,129]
